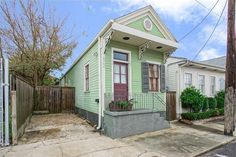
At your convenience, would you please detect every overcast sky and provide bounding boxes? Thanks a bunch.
[46,0,227,77]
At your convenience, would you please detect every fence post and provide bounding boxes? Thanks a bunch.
[0,58,3,146]
[4,57,9,145]
[11,91,17,145]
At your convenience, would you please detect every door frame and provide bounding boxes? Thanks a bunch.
[111,47,132,99]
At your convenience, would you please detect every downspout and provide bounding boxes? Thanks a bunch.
[97,36,102,130]
[96,20,114,130]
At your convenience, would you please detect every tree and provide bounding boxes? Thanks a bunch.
[0,0,77,86]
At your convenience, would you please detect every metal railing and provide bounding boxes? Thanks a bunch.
[104,92,166,112]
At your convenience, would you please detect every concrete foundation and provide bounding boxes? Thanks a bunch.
[103,110,169,138]
[75,107,98,125]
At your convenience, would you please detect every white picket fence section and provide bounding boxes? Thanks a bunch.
[0,57,9,146]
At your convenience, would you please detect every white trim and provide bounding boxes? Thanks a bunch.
[209,75,216,96]
[145,60,161,65]
[115,5,177,41]
[184,72,192,89]
[198,74,206,94]
[83,62,90,92]
[111,22,179,49]
[111,48,132,99]
[113,59,129,64]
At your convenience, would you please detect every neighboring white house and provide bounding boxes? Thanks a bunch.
[166,56,226,118]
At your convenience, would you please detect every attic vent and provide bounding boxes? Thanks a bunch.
[143,18,152,31]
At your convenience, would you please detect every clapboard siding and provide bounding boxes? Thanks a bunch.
[60,42,99,114]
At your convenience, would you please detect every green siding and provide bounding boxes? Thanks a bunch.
[60,42,99,114]
[105,40,164,94]
[127,16,164,38]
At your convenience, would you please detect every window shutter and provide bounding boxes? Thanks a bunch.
[141,62,149,93]
[160,64,166,92]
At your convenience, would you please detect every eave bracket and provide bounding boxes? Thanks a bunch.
[138,41,152,60]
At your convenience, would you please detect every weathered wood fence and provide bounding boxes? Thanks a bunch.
[10,75,34,144]
[166,91,177,121]
[10,74,75,144]
[34,86,75,113]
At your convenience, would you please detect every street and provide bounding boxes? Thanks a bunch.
[199,140,236,157]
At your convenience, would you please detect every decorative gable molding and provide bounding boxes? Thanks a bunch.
[115,5,177,42]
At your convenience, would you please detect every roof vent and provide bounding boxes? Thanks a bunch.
[143,18,153,31]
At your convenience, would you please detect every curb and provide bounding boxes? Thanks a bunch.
[193,137,236,157]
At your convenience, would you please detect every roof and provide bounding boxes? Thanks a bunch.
[167,56,225,72]
[179,60,225,72]
[61,5,178,80]
[199,56,226,68]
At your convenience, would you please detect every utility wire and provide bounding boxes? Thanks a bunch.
[178,0,219,41]
[191,0,227,61]
[194,0,227,21]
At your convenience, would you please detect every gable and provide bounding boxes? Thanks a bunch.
[127,15,165,38]
[115,6,177,42]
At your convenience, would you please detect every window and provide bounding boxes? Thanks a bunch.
[85,64,89,91]
[198,75,205,93]
[184,73,192,88]
[114,51,128,61]
[114,63,127,84]
[210,76,216,96]
[148,64,159,91]
[219,78,225,90]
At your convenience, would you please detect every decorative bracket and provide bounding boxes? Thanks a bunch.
[163,52,170,63]
[104,30,113,47]
[100,30,113,54]
[138,41,152,60]
[163,49,174,63]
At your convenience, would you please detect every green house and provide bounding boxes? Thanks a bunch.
[60,5,178,137]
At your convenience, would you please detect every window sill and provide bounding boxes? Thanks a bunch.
[148,91,160,93]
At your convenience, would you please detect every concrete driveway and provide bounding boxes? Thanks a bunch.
[0,114,234,157]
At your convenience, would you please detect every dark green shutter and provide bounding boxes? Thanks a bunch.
[141,62,149,93]
[160,64,166,92]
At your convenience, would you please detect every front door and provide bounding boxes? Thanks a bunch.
[113,62,128,101]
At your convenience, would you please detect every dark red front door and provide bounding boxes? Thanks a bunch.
[114,62,128,101]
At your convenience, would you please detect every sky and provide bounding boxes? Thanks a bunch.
[36,0,229,77]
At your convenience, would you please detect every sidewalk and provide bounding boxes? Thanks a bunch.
[0,114,234,157]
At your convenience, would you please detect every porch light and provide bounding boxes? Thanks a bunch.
[156,46,162,49]
[123,37,130,40]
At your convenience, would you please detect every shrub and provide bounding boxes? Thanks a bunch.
[208,97,217,109]
[181,109,224,120]
[202,97,209,112]
[215,91,225,109]
[180,86,205,112]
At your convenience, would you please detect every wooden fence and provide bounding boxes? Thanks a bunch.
[10,75,75,144]
[10,75,34,144]
[166,91,177,121]
[34,86,75,113]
